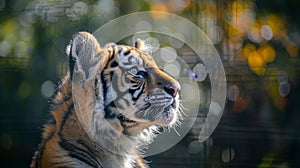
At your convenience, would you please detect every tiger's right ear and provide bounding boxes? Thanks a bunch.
[67,32,106,135]
[66,32,102,81]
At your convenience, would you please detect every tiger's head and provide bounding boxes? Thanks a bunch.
[68,32,181,136]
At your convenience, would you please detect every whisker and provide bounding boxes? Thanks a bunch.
[178,101,188,118]
[178,99,188,103]
[173,127,181,136]
[164,126,169,132]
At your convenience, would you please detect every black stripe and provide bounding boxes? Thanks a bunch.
[69,44,76,80]
[130,80,138,84]
[94,78,99,98]
[123,50,130,56]
[34,130,55,168]
[129,83,145,101]
[134,41,138,48]
[76,139,103,167]
[109,71,114,81]
[50,95,72,111]
[58,104,103,168]
[104,102,117,119]
[110,61,118,68]
[59,104,73,133]
[101,46,117,115]
[100,71,107,106]
[45,114,56,125]
[118,46,123,54]
[141,103,151,111]
[50,82,72,111]
[59,139,101,168]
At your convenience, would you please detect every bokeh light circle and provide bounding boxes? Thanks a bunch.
[221,147,235,163]
[227,85,240,101]
[41,80,55,98]
[193,63,208,81]
[72,11,226,157]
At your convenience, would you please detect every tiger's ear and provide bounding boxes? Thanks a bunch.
[67,32,102,81]
[133,39,153,55]
[134,39,144,50]
[67,32,105,136]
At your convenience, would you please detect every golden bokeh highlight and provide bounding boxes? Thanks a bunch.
[151,3,168,12]
[228,1,254,34]
[223,0,298,77]
[243,44,256,58]
[150,3,169,19]
[244,44,276,75]
[247,51,266,75]
[259,45,276,63]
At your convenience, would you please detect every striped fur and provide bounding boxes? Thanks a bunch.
[31,32,180,168]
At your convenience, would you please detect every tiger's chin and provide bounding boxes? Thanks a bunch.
[135,101,180,128]
[159,105,178,126]
[158,96,180,124]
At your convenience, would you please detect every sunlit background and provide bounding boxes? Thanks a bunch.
[1,0,300,167]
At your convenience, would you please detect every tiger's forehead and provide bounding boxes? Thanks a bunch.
[116,45,156,68]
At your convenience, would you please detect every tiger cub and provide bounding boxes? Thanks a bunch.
[31,32,181,168]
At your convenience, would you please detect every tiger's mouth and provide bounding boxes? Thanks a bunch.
[132,95,180,126]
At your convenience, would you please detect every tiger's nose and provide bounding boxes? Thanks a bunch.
[164,83,180,97]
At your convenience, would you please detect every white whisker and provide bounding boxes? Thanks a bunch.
[173,127,181,136]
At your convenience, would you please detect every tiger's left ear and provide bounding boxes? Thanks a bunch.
[134,39,144,50]
[134,39,152,55]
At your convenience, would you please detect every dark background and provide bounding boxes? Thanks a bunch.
[1,0,300,167]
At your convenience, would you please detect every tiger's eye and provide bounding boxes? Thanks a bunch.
[136,71,148,78]
[128,70,148,79]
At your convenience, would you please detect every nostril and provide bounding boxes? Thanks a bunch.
[164,86,179,97]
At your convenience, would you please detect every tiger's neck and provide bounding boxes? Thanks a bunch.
[34,74,148,168]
